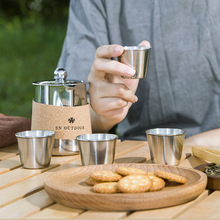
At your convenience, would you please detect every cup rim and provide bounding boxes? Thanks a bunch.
[123,46,152,51]
[15,130,55,139]
[76,133,118,142]
[145,128,186,136]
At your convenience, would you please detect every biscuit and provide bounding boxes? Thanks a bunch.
[148,175,165,191]
[154,170,187,184]
[116,167,148,176]
[85,177,102,186]
[90,170,122,182]
[117,174,152,193]
[93,182,119,193]
[146,172,155,176]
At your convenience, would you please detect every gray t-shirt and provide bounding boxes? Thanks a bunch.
[58,0,220,140]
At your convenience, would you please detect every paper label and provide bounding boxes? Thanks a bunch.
[31,100,92,139]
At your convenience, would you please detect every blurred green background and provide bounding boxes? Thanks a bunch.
[0,0,69,118]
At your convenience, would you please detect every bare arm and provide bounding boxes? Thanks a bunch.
[184,128,220,147]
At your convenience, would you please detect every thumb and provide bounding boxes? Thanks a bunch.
[139,40,151,47]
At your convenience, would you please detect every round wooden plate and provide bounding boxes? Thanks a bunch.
[44,163,207,211]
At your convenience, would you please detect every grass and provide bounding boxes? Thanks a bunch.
[0,16,67,118]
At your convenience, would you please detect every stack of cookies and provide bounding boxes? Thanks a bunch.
[85,167,186,194]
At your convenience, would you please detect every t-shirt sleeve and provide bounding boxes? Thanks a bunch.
[58,0,109,81]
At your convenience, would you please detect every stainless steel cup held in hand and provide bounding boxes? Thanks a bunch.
[118,46,151,79]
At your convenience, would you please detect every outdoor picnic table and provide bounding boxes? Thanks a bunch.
[0,140,219,219]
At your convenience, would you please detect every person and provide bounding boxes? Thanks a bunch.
[58,0,220,146]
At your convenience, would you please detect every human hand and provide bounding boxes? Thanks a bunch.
[88,40,150,132]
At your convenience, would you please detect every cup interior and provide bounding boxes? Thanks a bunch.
[146,128,185,136]
[76,133,118,142]
[15,130,55,139]
[123,46,151,51]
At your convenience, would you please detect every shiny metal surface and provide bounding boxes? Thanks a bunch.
[54,67,67,83]
[32,68,88,155]
[15,130,55,169]
[32,68,87,106]
[52,139,79,156]
[118,46,151,79]
[76,134,118,166]
[146,128,186,166]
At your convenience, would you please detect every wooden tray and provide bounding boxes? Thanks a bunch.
[44,163,207,211]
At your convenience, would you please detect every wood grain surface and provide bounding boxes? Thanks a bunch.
[195,163,220,190]
[44,163,207,211]
[1,141,220,219]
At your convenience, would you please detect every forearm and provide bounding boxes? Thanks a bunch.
[184,128,220,147]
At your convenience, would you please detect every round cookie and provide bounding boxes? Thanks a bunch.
[148,175,165,191]
[146,172,155,176]
[93,182,119,194]
[85,177,102,186]
[117,174,152,193]
[116,167,148,176]
[90,170,122,182]
[154,170,187,184]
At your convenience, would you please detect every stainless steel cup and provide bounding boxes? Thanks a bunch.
[76,133,118,166]
[118,46,151,79]
[146,128,186,166]
[15,130,55,169]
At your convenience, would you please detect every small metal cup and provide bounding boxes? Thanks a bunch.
[118,46,151,79]
[76,133,118,166]
[146,128,186,166]
[15,130,55,169]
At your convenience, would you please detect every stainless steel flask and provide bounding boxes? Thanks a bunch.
[32,68,90,155]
